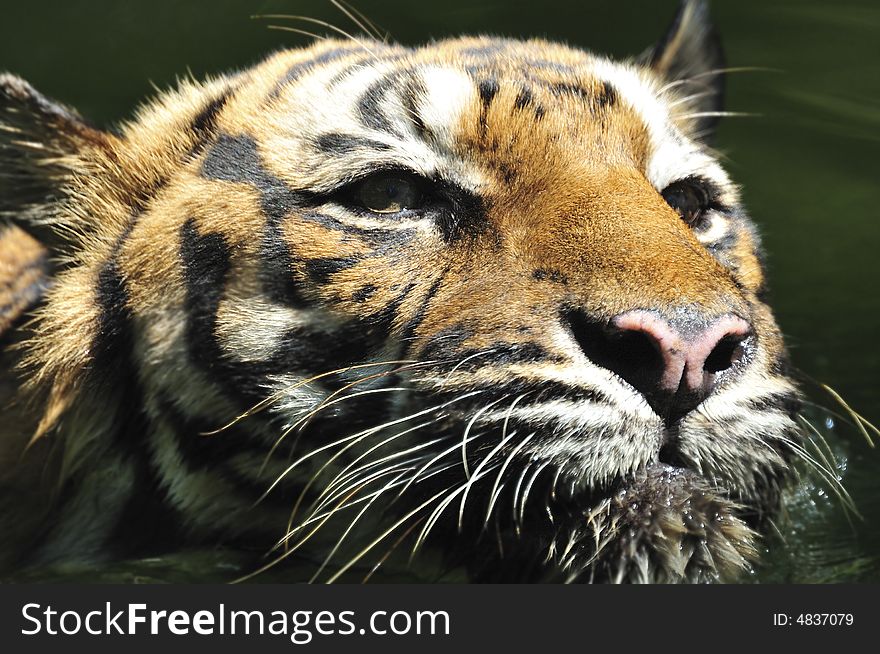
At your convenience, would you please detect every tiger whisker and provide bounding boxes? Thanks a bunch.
[511,461,533,536]
[325,488,453,584]
[794,397,853,427]
[458,430,517,532]
[279,394,470,524]
[305,458,426,523]
[265,25,328,43]
[657,66,780,95]
[309,467,416,582]
[549,464,565,503]
[667,89,717,109]
[484,432,535,531]
[390,415,489,502]
[276,460,462,551]
[236,482,367,583]
[679,111,759,120]
[441,349,496,385]
[362,517,424,583]
[820,383,878,446]
[519,460,553,530]
[308,428,449,517]
[264,386,412,469]
[746,420,851,512]
[795,415,859,516]
[411,464,500,560]
[201,359,418,435]
[330,0,388,43]
[460,396,509,478]
[255,15,380,57]
[291,359,440,436]
[258,395,457,504]
[502,392,532,443]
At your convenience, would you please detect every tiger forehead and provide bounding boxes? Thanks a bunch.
[247,38,654,170]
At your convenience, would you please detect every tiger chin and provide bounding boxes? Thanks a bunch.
[0,0,802,584]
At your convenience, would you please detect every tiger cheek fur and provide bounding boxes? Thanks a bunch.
[0,1,802,582]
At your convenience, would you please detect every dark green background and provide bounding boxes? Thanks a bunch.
[1,0,877,581]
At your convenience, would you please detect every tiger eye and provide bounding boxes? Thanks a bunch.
[661,178,711,227]
[354,174,422,214]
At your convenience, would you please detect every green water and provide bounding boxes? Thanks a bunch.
[1,0,877,582]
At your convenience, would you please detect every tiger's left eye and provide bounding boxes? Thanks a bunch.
[661,178,712,227]
[353,174,423,214]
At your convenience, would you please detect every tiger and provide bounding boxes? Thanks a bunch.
[0,0,804,583]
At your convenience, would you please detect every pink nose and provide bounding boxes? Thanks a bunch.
[612,310,752,396]
[566,307,753,423]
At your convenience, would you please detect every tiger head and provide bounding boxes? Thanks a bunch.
[2,0,801,582]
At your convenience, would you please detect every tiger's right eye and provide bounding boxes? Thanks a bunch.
[660,177,713,228]
[353,174,424,214]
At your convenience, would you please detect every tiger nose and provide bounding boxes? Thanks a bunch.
[569,308,752,422]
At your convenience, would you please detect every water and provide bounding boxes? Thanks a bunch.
[1,0,877,582]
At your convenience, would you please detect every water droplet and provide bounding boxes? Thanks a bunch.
[825,416,835,430]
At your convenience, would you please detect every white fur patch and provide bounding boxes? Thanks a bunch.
[414,66,478,150]
[215,295,302,362]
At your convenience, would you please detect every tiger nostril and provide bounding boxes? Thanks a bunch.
[703,334,746,374]
[563,309,667,395]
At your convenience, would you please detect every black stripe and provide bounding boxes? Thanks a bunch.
[260,217,313,308]
[532,268,569,285]
[191,92,229,136]
[513,87,534,110]
[352,284,377,302]
[200,133,316,308]
[478,78,500,106]
[357,73,399,135]
[179,218,233,372]
[747,392,801,416]
[305,256,360,284]
[400,75,430,141]
[367,281,416,335]
[417,323,474,361]
[314,132,391,154]
[400,274,447,346]
[155,394,295,490]
[477,78,499,136]
[431,177,491,244]
[91,223,138,368]
[550,82,591,101]
[145,399,334,535]
[512,84,546,121]
[269,47,362,99]
[464,342,557,367]
[544,79,616,114]
[598,80,617,108]
[188,86,235,157]
[179,217,288,410]
[179,218,396,401]
[90,228,182,557]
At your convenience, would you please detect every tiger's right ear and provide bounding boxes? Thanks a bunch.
[0,74,115,254]
[639,0,725,142]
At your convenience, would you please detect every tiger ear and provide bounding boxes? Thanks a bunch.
[0,74,114,254]
[641,0,725,142]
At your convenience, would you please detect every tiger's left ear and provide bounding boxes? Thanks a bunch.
[0,74,116,255]
[640,0,725,142]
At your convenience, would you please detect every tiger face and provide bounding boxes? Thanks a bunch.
[0,0,801,582]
